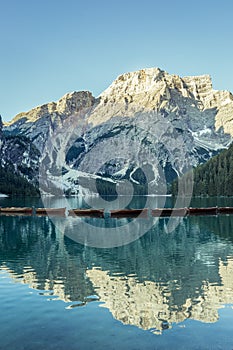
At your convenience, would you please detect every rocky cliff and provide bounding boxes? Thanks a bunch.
[3,68,233,194]
[0,114,40,189]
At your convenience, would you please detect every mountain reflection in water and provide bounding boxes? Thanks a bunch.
[1,214,233,334]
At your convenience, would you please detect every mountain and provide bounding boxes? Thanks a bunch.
[0,115,40,195]
[3,68,233,195]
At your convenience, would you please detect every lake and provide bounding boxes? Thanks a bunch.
[0,196,233,349]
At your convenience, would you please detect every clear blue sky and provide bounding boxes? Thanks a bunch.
[1,0,233,121]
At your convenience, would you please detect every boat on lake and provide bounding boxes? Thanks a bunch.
[68,208,105,218]
[0,207,33,214]
[1,206,233,219]
[151,208,188,217]
[36,208,66,216]
[218,207,233,214]
[110,208,148,218]
[188,207,218,215]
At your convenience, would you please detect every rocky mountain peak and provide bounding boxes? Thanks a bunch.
[6,91,96,127]
[56,91,96,115]
[5,68,233,136]
[87,68,233,136]
[2,67,233,195]
[100,68,212,101]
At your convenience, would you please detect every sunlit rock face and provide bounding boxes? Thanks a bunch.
[3,68,233,194]
[4,91,96,153]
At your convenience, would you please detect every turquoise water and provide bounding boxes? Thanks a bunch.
[1,196,233,349]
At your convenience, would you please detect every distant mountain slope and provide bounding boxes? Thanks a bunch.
[172,143,233,196]
[0,115,40,195]
[192,143,233,196]
[2,68,233,195]
[0,164,39,196]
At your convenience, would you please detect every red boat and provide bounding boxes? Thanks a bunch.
[110,208,148,218]
[218,207,233,214]
[151,208,188,217]
[188,207,218,215]
[68,209,105,218]
[36,208,66,216]
[0,207,33,215]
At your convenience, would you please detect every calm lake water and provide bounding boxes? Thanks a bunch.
[1,196,233,349]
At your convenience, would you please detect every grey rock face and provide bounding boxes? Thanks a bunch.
[3,68,233,194]
[0,134,40,184]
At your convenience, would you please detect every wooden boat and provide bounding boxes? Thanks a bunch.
[151,208,172,217]
[110,208,148,218]
[0,213,32,217]
[0,207,33,214]
[68,208,105,218]
[188,207,218,215]
[151,208,188,217]
[218,207,233,214]
[36,207,66,216]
